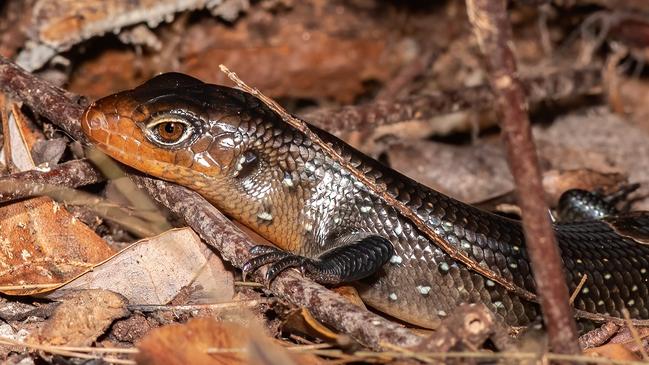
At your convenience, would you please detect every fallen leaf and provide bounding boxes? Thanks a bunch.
[2,103,37,172]
[584,343,642,361]
[0,196,114,295]
[47,228,234,305]
[18,0,219,70]
[542,169,628,205]
[137,318,320,365]
[31,289,128,346]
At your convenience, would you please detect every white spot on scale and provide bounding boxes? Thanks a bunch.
[304,222,313,232]
[604,273,612,280]
[628,299,635,306]
[417,285,431,295]
[486,280,495,287]
[437,310,447,317]
[257,211,273,221]
[393,225,403,235]
[439,262,450,272]
[360,206,371,213]
[581,287,589,294]
[632,285,639,292]
[388,293,397,301]
[389,255,403,264]
[283,173,294,187]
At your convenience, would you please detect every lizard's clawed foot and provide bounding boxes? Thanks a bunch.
[241,245,324,285]
[241,235,394,286]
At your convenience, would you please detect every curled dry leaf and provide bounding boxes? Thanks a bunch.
[137,317,321,365]
[542,169,628,205]
[2,103,39,172]
[30,289,128,347]
[17,0,226,71]
[47,228,234,306]
[0,196,114,295]
[283,308,340,343]
[584,343,642,362]
[281,287,364,346]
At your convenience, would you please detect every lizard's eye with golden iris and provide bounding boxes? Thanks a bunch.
[145,117,194,147]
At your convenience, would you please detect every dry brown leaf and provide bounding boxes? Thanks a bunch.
[10,104,44,154]
[30,289,128,347]
[542,169,628,205]
[584,343,642,361]
[0,196,114,295]
[47,228,234,305]
[137,318,322,365]
[2,103,37,172]
[18,0,222,70]
[66,1,436,102]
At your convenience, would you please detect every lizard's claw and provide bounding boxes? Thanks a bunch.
[242,245,290,282]
[242,245,319,286]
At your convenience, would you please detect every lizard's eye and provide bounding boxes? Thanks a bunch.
[145,116,194,147]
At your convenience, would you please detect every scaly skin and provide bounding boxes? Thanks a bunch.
[81,73,649,329]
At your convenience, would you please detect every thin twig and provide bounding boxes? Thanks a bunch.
[0,159,103,203]
[466,0,580,354]
[304,68,602,133]
[569,274,588,305]
[579,322,619,349]
[0,337,135,365]
[129,300,268,312]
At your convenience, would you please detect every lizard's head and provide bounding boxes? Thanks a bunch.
[82,72,315,250]
[81,72,290,201]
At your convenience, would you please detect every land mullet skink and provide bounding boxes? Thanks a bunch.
[81,72,649,329]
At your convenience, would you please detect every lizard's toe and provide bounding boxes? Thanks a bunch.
[242,245,291,281]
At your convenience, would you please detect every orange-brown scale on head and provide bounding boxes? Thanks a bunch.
[81,73,310,253]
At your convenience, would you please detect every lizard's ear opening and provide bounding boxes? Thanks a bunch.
[232,150,259,179]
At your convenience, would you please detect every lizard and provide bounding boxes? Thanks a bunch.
[80,72,649,329]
